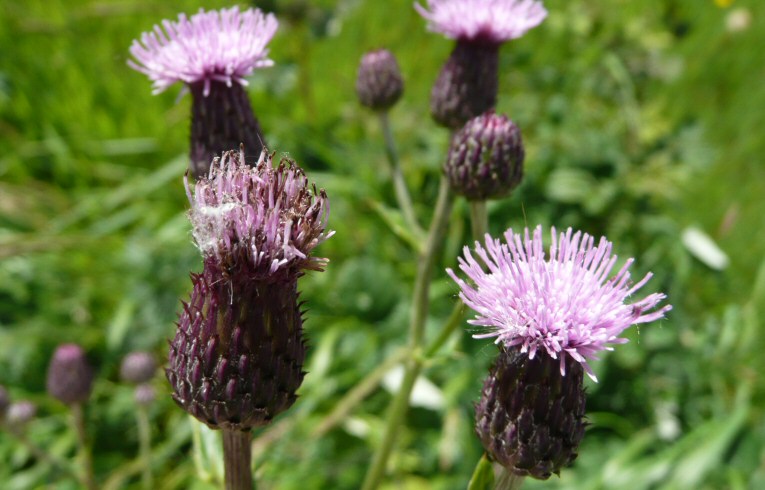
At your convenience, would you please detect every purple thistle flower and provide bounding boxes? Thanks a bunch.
[7,401,37,426]
[168,148,332,430]
[129,7,278,178]
[415,0,548,45]
[128,7,277,96]
[120,352,157,385]
[447,225,671,380]
[417,0,547,128]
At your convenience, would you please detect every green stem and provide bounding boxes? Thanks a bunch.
[222,429,254,490]
[494,464,525,490]
[4,424,79,481]
[361,176,453,490]
[71,403,97,490]
[468,200,489,242]
[313,347,410,437]
[424,301,465,359]
[379,111,424,238]
[136,404,153,490]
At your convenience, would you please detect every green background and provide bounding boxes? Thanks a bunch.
[1,0,764,488]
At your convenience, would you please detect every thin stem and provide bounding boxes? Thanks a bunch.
[222,429,254,490]
[71,403,97,490]
[494,464,525,490]
[361,176,453,490]
[424,301,465,359]
[379,111,424,238]
[468,200,489,242]
[313,347,410,437]
[136,404,153,490]
[4,425,79,481]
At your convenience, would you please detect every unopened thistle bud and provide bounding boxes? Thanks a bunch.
[356,49,404,111]
[168,148,332,431]
[445,111,524,200]
[120,352,157,385]
[46,344,94,405]
[416,0,548,128]
[448,226,671,478]
[134,384,156,407]
[129,7,278,178]
[7,401,36,426]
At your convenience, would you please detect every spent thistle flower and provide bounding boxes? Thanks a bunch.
[129,7,278,178]
[415,0,547,128]
[167,148,332,430]
[356,49,405,111]
[46,344,94,406]
[445,111,524,200]
[448,225,670,477]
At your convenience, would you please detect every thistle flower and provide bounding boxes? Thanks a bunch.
[167,148,332,431]
[129,7,278,178]
[6,401,37,426]
[415,0,547,128]
[356,49,405,111]
[445,111,524,200]
[120,352,157,385]
[448,226,670,476]
[46,344,94,406]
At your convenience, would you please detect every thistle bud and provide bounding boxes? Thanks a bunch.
[356,49,404,111]
[430,41,499,129]
[475,347,586,479]
[7,401,37,426]
[134,384,156,407]
[445,111,524,200]
[46,344,94,405]
[120,352,157,385]
[168,149,332,431]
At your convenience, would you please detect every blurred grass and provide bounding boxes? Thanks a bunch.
[1,0,764,488]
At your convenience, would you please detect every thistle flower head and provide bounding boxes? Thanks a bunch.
[448,225,671,380]
[415,0,547,45]
[134,384,156,407]
[445,111,524,200]
[186,148,333,283]
[120,352,157,385]
[356,49,404,111]
[7,401,36,426]
[46,343,94,405]
[129,7,278,96]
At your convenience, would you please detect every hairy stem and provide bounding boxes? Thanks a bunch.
[136,404,153,490]
[379,111,423,238]
[469,200,489,242]
[222,429,254,490]
[494,464,525,490]
[71,403,97,490]
[361,176,453,490]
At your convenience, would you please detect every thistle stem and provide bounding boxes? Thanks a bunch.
[71,403,97,490]
[361,176,453,490]
[222,429,254,490]
[494,464,525,490]
[4,424,79,481]
[468,200,489,241]
[424,301,465,359]
[379,111,423,238]
[313,347,410,437]
[136,404,153,490]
